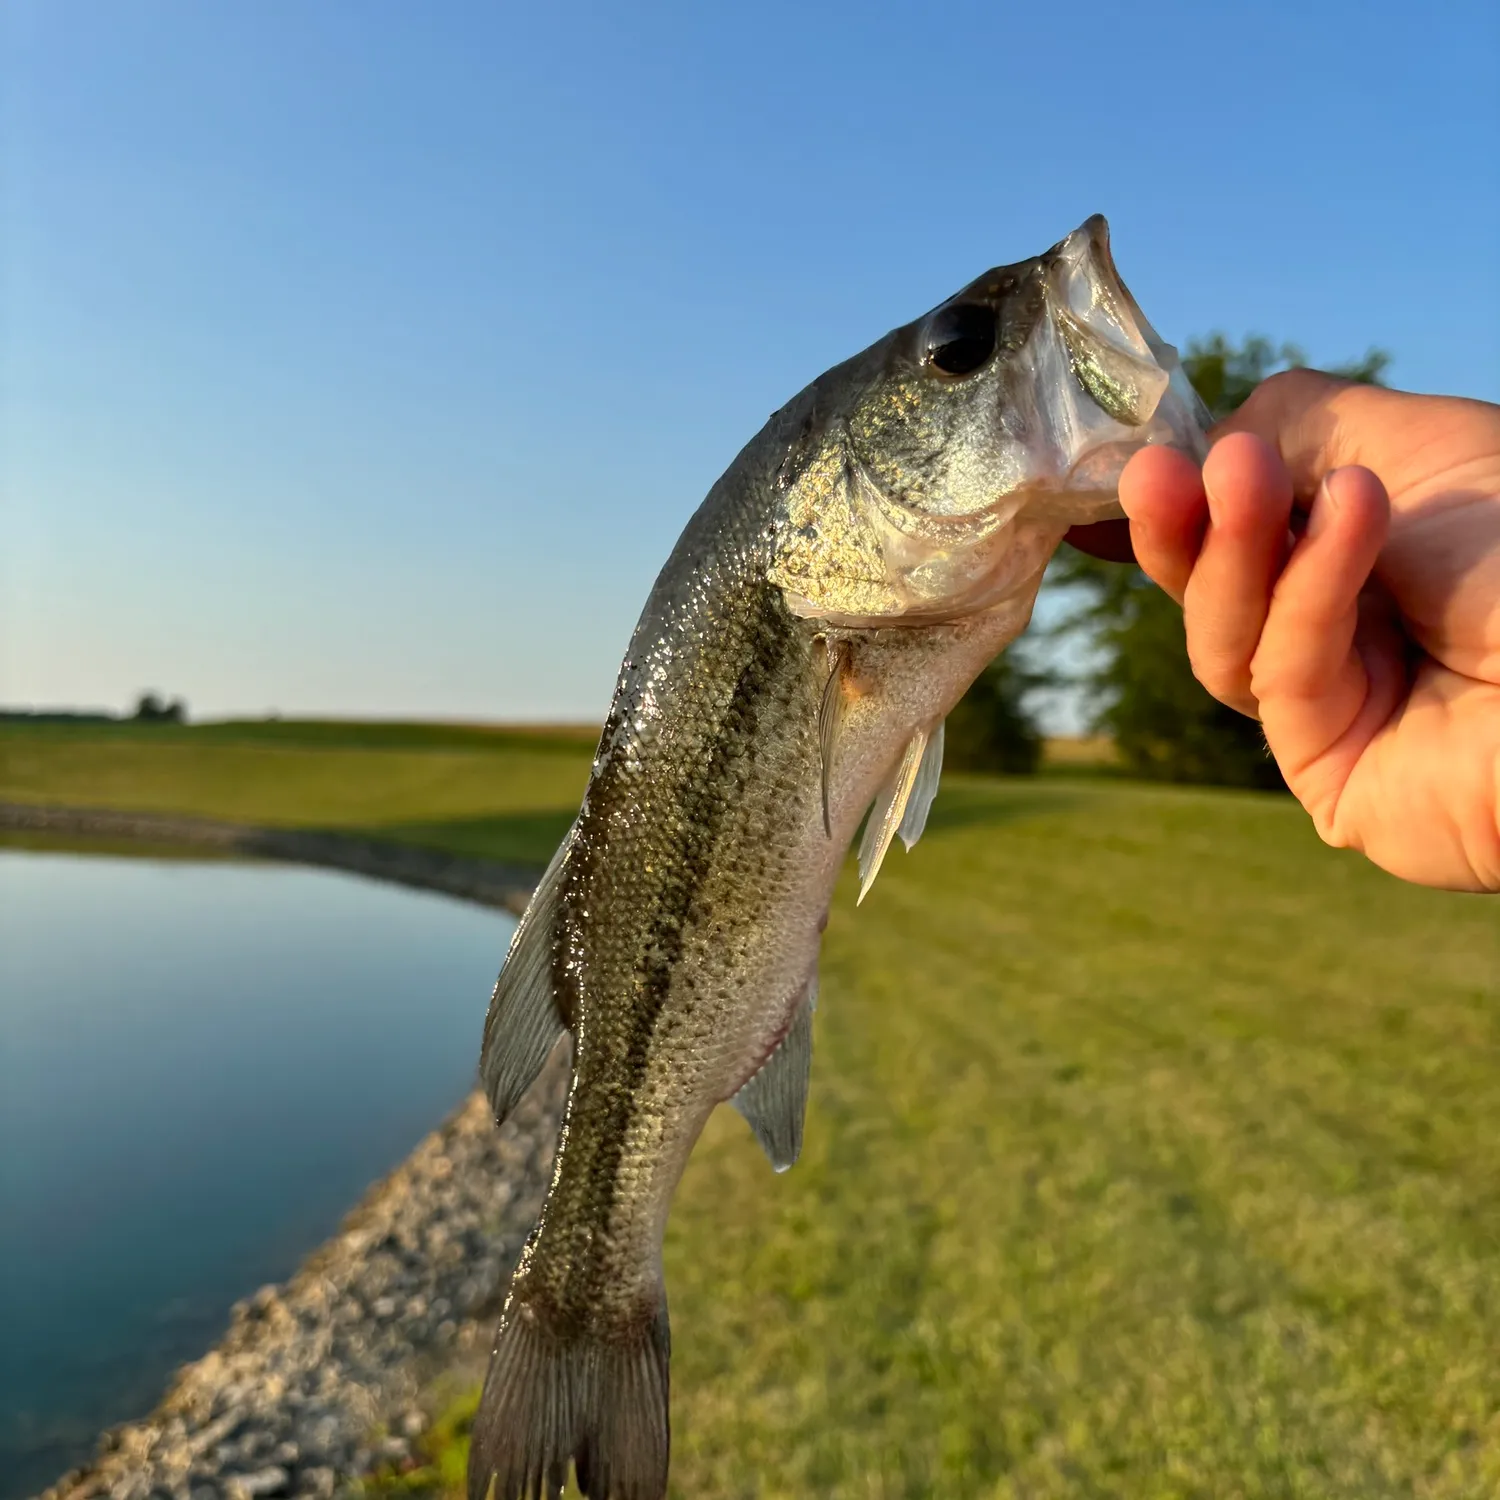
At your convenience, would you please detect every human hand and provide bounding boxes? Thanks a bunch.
[1073,371,1500,892]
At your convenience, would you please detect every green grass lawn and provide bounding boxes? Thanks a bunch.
[0,719,595,867]
[7,722,1498,1496]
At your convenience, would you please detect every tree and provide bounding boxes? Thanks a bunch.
[1061,560,1287,788]
[1182,335,1388,417]
[944,650,1049,775]
[1050,336,1388,788]
[133,691,187,724]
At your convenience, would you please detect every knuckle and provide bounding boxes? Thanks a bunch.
[1186,638,1256,714]
[1306,791,1350,851]
[1246,652,1295,705]
[1247,639,1314,710]
[1263,366,1331,398]
[1250,366,1341,412]
[1227,367,1344,450]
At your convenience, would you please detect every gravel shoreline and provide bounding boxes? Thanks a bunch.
[6,803,552,1500]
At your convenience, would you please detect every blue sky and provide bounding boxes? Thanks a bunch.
[4,0,1497,723]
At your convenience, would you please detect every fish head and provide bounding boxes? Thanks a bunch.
[769,214,1210,625]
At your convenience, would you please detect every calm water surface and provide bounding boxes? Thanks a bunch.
[0,851,515,1499]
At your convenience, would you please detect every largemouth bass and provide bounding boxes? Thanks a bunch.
[470,215,1209,1500]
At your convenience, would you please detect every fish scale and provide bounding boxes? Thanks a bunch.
[469,214,1210,1500]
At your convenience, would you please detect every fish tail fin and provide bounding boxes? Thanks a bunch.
[468,1293,671,1500]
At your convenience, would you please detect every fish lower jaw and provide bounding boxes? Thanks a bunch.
[1009,485,1126,528]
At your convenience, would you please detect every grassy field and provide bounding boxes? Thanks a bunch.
[0,718,595,866]
[6,721,1499,1497]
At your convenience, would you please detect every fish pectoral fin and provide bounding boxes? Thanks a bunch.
[732,974,817,1172]
[479,832,573,1126]
[898,717,944,852]
[857,722,936,904]
[818,641,852,837]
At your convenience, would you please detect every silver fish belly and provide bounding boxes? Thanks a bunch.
[469,215,1209,1500]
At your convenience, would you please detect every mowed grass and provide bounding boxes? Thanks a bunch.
[662,785,1499,1498]
[0,719,595,866]
[7,723,1498,1495]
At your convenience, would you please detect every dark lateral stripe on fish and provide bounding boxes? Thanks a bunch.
[554,580,809,1259]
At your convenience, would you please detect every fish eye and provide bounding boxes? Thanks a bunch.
[922,304,998,378]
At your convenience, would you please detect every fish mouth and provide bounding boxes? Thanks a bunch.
[1045,215,1128,304]
[1042,215,1162,361]
[934,213,1208,528]
[1045,215,1199,425]
[1024,214,1210,520]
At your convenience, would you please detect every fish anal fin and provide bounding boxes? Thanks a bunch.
[479,833,573,1127]
[732,974,817,1172]
[469,1290,671,1500]
[898,718,944,851]
[856,725,929,904]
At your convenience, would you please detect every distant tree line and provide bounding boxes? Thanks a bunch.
[0,693,190,724]
[944,652,1047,775]
[0,709,117,723]
[948,335,1389,785]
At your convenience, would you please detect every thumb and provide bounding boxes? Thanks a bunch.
[1214,369,1445,510]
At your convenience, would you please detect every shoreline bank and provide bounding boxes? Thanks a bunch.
[3,803,551,1500]
[0,803,540,918]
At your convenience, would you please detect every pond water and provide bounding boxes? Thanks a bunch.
[0,850,515,1499]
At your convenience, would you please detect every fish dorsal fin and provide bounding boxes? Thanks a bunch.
[732,974,817,1172]
[479,831,573,1126]
[857,724,930,903]
[898,718,944,851]
[818,642,851,837]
